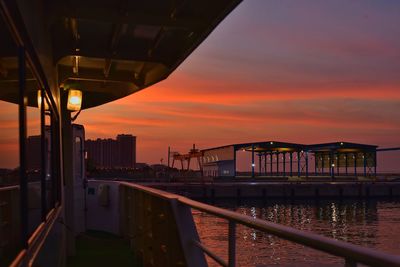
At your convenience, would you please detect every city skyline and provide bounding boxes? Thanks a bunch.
[86,134,136,169]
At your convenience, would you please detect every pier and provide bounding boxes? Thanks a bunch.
[147,181,400,199]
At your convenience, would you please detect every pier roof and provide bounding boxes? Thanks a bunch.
[308,142,378,153]
[202,141,378,154]
[235,141,306,153]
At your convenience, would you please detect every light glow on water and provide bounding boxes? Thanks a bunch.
[193,199,400,266]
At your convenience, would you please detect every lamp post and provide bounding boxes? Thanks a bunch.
[61,87,83,256]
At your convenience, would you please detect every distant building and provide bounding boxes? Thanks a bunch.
[26,135,41,171]
[86,134,136,169]
[202,141,378,178]
[117,134,136,169]
[26,130,51,172]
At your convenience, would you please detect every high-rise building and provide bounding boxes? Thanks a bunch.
[86,134,136,169]
[26,135,41,171]
[26,130,51,172]
[117,134,136,169]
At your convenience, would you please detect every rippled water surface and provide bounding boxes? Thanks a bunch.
[192,199,400,267]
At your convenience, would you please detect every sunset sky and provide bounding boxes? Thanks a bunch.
[1,1,400,169]
[78,0,400,165]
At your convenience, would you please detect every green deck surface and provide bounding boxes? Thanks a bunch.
[67,231,137,267]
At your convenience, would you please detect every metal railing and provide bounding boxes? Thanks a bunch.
[119,182,400,267]
[0,185,20,263]
[181,197,400,267]
[9,205,62,267]
[1,185,61,267]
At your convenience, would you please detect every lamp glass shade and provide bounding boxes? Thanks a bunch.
[67,89,82,111]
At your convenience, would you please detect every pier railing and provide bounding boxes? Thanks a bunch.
[119,181,400,267]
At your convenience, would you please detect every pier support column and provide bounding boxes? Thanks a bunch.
[283,152,286,177]
[330,151,335,179]
[258,153,262,175]
[305,152,309,178]
[290,152,293,177]
[354,153,357,177]
[363,153,367,176]
[270,153,273,176]
[251,144,255,178]
[168,146,170,167]
[336,154,339,175]
[264,152,267,176]
[233,148,237,177]
[276,152,279,176]
[297,151,300,177]
[345,153,348,176]
[314,154,317,176]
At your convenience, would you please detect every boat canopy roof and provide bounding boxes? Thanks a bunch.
[0,0,241,109]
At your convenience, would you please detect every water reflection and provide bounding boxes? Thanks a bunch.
[193,199,400,267]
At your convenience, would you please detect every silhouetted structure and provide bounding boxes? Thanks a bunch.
[26,135,42,171]
[86,134,136,169]
[117,134,137,169]
[202,141,378,178]
[170,144,203,171]
[26,130,51,175]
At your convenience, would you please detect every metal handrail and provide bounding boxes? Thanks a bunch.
[120,182,400,267]
[193,240,228,267]
[9,205,62,267]
[0,185,19,191]
[179,197,400,267]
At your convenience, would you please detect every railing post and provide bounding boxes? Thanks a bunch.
[228,221,236,267]
[18,46,28,253]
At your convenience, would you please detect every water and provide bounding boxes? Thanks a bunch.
[192,199,400,267]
